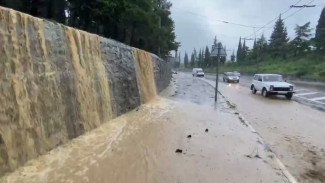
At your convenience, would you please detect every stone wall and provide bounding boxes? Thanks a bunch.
[0,6,171,176]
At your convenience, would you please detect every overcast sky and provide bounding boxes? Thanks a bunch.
[169,0,325,59]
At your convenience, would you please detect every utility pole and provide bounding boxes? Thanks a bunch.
[215,44,222,102]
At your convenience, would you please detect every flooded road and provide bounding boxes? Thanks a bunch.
[1,73,290,183]
[203,74,325,183]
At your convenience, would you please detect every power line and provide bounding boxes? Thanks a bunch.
[172,7,270,29]
[245,0,304,39]
[248,0,316,40]
[283,0,315,20]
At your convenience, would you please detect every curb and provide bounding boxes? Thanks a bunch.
[200,77,298,183]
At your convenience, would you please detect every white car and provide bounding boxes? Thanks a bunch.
[192,68,205,77]
[250,74,295,100]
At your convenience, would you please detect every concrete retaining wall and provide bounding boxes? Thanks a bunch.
[0,6,171,176]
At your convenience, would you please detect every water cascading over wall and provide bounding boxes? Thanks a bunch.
[0,6,171,176]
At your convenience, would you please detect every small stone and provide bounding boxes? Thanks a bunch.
[205,129,209,132]
[187,135,192,138]
[175,149,183,153]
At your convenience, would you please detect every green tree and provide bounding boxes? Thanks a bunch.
[242,40,248,61]
[315,7,325,52]
[213,36,218,46]
[231,51,235,62]
[0,0,179,58]
[269,15,289,58]
[198,49,202,67]
[236,37,243,62]
[204,46,211,67]
[184,52,189,68]
[256,34,268,62]
[190,52,195,68]
[291,22,312,56]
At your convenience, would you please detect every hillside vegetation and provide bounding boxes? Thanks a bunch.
[213,54,325,81]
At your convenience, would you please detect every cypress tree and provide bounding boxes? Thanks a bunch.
[316,7,325,52]
[231,50,235,62]
[236,37,243,62]
[184,52,189,68]
[204,46,211,67]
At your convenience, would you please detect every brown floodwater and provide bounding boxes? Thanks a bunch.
[1,73,288,183]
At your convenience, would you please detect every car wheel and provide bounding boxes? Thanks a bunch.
[286,93,293,100]
[251,85,257,94]
[262,88,268,97]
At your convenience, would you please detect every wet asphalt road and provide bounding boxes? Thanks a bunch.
[205,74,325,111]
[201,73,325,183]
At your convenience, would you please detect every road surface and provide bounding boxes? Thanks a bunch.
[204,73,325,183]
[2,72,325,183]
[205,74,325,111]
[1,73,293,183]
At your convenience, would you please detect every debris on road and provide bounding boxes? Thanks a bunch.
[205,129,208,132]
[245,148,261,159]
[175,149,183,153]
[187,135,192,138]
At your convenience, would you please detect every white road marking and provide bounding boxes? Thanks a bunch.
[311,96,325,101]
[295,95,325,105]
[295,92,319,96]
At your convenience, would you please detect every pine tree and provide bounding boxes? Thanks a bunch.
[249,39,257,61]
[291,22,312,56]
[269,15,289,58]
[198,49,202,67]
[256,34,268,62]
[214,36,218,47]
[184,52,189,68]
[177,52,181,68]
[236,37,243,62]
[242,39,247,61]
[220,45,226,65]
[190,52,195,68]
[315,7,325,52]
[201,48,205,67]
[193,49,197,67]
[231,51,235,62]
[204,46,211,67]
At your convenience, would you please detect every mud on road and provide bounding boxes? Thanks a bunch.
[203,74,325,183]
[1,72,291,183]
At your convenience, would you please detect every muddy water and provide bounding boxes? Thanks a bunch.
[0,6,161,176]
[0,8,63,173]
[1,74,288,183]
[133,48,157,103]
[65,27,113,131]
